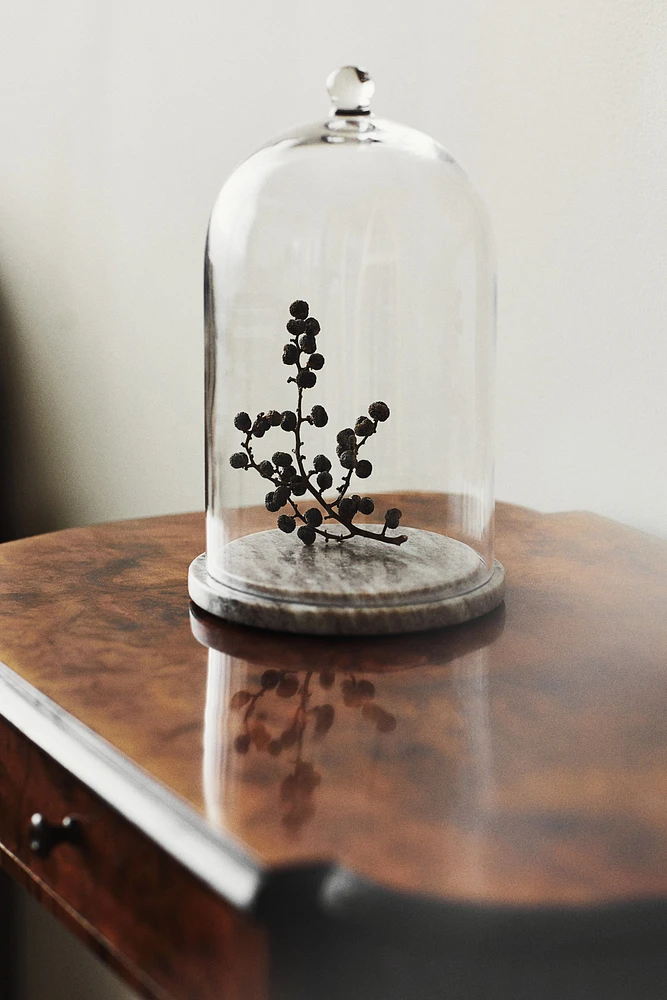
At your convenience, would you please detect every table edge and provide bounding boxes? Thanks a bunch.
[0,659,261,911]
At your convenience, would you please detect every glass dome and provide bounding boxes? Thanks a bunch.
[189,67,505,634]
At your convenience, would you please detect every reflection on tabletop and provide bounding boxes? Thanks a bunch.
[192,603,506,898]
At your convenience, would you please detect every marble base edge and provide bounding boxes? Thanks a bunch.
[188,554,505,636]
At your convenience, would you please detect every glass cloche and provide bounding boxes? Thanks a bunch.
[188,67,505,634]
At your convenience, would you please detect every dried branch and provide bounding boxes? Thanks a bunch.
[230,300,407,546]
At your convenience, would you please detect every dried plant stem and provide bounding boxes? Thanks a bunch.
[291,383,406,545]
[232,300,407,546]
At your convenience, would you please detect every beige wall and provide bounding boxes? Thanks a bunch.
[1,1,666,997]
[2,0,666,540]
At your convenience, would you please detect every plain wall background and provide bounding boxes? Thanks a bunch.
[2,0,666,543]
[1,2,666,998]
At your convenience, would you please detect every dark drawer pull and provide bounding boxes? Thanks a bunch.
[29,813,82,858]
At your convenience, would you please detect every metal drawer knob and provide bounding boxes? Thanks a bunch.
[28,813,82,858]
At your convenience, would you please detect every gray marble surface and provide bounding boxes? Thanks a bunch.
[189,528,505,635]
[219,527,484,607]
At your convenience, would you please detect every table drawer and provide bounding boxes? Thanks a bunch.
[0,715,267,1000]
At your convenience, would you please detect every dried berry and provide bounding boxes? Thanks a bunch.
[230,690,252,709]
[340,450,356,470]
[313,454,331,472]
[317,471,333,490]
[281,410,297,431]
[337,428,355,448]
[290,476,308,496]
[234,411,252,432]
[368,401,390,422]
[272,451,292,467]
[276,674,299,698]
[280,725,299,748]
[280,467,294,483]
[297,525,316,545]
[305,507,323,527]
[356,459,372,479]
[277,514,296,533]
[252,416,270,437]
[273,485,289,507]
[267,409,282,426]
[357,679,375,698]
[299,333,317,354]
[355,416,375,438]
[234,734,251,754]
[308,353,324,370]
[304,317,320,335]
[358,496,374,515]
[296,369,317,389]
[350,494,361,510]
[261,669,280,689]
[282,343,299,365]
[310,405,328,427]
[375,708,397,733]
[265,492,281,513]
[286,318,306,335]
[338,497,357,521]
[319,668,335,689]
[384,507,402,529]
[289,300,309,320]
[258,460,274,478]
[229,452,248,469]
[314,704,335,737]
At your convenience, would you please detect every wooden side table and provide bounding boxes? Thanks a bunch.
[0,501,666,999]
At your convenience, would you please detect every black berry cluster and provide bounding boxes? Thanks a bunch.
[229,300,408,546]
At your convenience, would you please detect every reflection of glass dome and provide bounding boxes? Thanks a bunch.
[188,67,505,634]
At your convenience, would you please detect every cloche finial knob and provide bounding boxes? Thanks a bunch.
[326,66,374,116]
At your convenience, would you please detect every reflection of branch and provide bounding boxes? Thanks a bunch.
[230,668,397,833]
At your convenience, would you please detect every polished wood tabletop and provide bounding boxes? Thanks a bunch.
[1,496,667,927]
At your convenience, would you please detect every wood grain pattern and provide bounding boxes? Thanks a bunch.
[1,495,666,914]
[0,715,267,1000]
